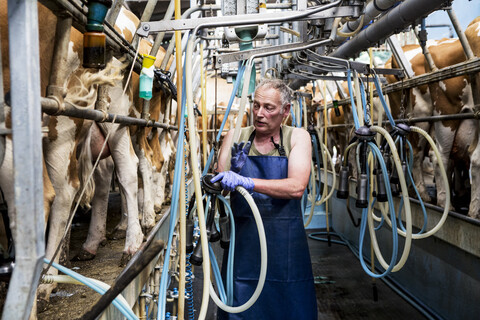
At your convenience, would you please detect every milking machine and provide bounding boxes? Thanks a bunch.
[333,66,450,277]
[83,0,112,69]
[303,89,336,230]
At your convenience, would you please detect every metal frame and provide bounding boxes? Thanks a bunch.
[3,0,478,318]
[41,98,178,130]
[3,0,45,318]
[137,3,355,35]
[386,35,415,78]
[327,57,480,108]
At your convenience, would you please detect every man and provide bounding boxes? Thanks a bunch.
[212,79,317,319]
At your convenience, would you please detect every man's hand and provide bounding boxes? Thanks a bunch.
[230,141,252,173]
[211,171,254,192]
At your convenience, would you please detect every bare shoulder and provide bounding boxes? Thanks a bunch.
[290,127,311,148]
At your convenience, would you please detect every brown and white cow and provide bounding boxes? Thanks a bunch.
[73,6,176,260]
[1,1,151,308]
[385,43,435,202]
[386,17,480,218]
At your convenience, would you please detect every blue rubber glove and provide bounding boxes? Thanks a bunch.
[211,171,255,192]
[230,141,252,173]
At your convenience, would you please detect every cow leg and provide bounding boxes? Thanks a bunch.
[0,138,14,258]
[433,121,456,209]
[469,132,480,219]
[410,122,431,202]
[75,157,114,260]
[109,188,128,240]
[107,125,143,261]
[136,133,156,232]
[153,130,172,213]
[38,117,82,304]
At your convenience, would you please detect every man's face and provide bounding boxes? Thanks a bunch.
[252,86,290,135]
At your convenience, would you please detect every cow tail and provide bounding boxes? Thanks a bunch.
[76,124,95,209]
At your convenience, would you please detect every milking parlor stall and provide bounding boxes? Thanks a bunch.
[1,0,480,319]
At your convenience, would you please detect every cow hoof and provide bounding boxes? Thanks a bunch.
[108,229,126,240]
[37,298,49,313]
[119,253,132,267]
[71,249,96,261]
[143,226,154,236]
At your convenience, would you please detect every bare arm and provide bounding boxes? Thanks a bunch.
[216,129,235,173]
[251,128,311,199]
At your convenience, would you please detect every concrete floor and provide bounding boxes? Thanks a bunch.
[308,230,428,320]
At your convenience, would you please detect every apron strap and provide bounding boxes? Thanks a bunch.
[247,127,286,157]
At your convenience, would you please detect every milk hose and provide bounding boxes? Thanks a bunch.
[334,15,366,38]
[231,57,254,146]
[209,186,267,313]
[157,62,189,320]
[203,63,246,175]
[316,126,336,204]
[379,126,450,239]
[359,79,371,125]
[290,106,298,128]
[186,33,210,320]
[346,69,412,273]
[197,178,266,311]
[371,71,449,238]
[44,258,137,320]
[359,142,399,278]
[302,96,308,131]
[207,194,235,304]
[304,132,322,227]
[304,136,336,227]
[396,139,429,234]
[298,96,303,127]
[370,126,412,272]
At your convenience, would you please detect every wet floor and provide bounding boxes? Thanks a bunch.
[308,229,429,320]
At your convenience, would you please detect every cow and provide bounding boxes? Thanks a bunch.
[0,1,159,309]
[385,17,480,218]
[385,43,435,202]
[71,6,176,261]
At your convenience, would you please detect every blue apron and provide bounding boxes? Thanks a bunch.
[218,135,317,320]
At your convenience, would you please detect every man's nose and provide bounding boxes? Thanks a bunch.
[256,106,265,117]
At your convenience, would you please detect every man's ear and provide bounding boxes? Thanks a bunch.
[283,104,291,117]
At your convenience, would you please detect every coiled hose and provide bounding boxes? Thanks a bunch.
[209,186,267,313]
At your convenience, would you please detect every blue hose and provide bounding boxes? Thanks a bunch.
[298,97,303,128]
[203,63,246,175]
[359,79,370,125]
[290,105,298,128]
[370,198,385,231]
[357,142,399,278]
[157,55,189,320]
[303,133,323,221]
[346,69,361,129]
[44,258,138,320]
[209,245,227,302]
[205,195,236,305]
[372,73,395,126]
[217,195,236,305]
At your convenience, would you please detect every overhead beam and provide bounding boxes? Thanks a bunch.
[330,0,449,59]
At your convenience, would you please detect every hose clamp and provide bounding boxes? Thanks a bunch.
[47,85,67,116]
[99,109,109,123]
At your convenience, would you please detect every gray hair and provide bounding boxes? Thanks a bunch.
[254,79,292,110]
